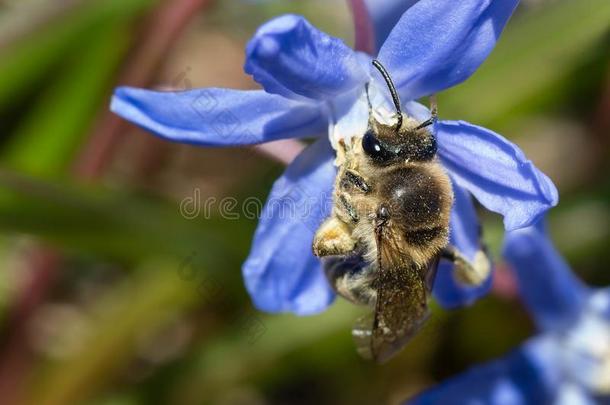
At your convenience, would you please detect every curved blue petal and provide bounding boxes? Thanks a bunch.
[408,337,561,405]
[434,180,493,308]
[503,224,589,332]
[111,87,327,146]
[242,138,337,315]
[245,14,368,101]
[378,0,519,100]
[437,120,558,231]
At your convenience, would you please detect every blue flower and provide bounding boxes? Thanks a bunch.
[409,224,610,404]
[110,0,557,315]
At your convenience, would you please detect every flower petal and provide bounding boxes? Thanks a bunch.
[555,384,596,405]
[242,138,337,315]
[408,337,560,405]
[589,288,610,320]
[329,87,369,148]
[378,0,519,100]
[244,14,368,101]
[404,100,433,123]
[434,180,493,308]
[437,120,558,231]
[111,87,327,146]
[503,224,589,332]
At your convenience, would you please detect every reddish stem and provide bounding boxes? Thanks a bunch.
[593,68,610,149]
[491,262,519,300]
[348,0,375,54]
[74,0,214,179]
[0,247,63,405]
[253,139,306,165]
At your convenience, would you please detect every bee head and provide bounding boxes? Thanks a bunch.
[362,60,437,166]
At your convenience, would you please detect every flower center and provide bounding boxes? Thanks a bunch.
[328,78,433,156]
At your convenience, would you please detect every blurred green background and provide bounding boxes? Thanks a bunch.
[0,0,609,404]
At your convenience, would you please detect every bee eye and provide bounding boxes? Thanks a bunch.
[362,131,396,163]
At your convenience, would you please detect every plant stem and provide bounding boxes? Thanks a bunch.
[347,0,374,54]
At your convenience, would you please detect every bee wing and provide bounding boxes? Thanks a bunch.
[352,311,375,360]
[425,255,441,292]
[365,224,433,363]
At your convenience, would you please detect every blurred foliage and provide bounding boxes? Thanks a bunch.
[0,0,608,404]
[0,0,157,176]
[441,0,610,128]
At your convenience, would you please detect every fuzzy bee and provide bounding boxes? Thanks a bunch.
[313,60,490,363]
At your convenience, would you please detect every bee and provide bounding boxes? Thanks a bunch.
[313,60,490,363]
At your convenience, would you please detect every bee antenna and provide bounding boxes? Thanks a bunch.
[365,83,372,115]
[372,59,402,131]
[415,95,438,130]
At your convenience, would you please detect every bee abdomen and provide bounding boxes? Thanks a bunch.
[404,226,447,247]
[380,167,449,229]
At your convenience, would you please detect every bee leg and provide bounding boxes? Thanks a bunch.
[313,216,357,257]
[441,245,491,286]
[340,170,371,194]
[365,83,373,113]
[415,94,438,129]
[323,256,377,307]
[338,194,359,223]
